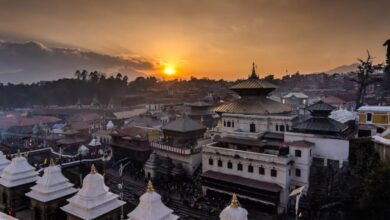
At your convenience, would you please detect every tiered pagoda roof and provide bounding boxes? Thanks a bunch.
[61,165,125,219]
[0,151,37,188]
[127,181,178,220]
[214,63,293,115]
[26,160,78,202]
[219,194,248,220]
[144,152,161,171]
[0,151,11,176]
[294,101,347,135]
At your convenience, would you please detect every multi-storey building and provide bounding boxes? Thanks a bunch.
[358,106,390,160]
[202,64,353,215]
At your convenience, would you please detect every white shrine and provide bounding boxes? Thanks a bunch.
[0,151,38,210]
[219,194,248,220]
[0,151,11,176]
[127,181,179,220]
[61,164,125,220]
[26,159,78,220]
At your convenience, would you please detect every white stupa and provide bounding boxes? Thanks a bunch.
[127,181,178,220]
[61,164,125,220]
[106,120,114,130]
[0,151,37,188]
[26,159,78,202]
[78,145,89,156]
[0,151,11,176]
[219,194,248,220]
[88,137,101,147]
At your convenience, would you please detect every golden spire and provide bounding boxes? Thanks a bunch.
[91,164,97,174]
[146,180,154,193]
[230,193,239,208]
[49,158,55,166]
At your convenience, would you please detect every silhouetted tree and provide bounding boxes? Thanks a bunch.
[352,52,382,110]
[74,70,81,80]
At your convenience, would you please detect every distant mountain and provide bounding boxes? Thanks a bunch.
[325,63,359,74]
[0,40,153,84]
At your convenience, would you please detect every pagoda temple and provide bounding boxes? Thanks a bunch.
[0,151,38,211]
[148,116,209,177]
[26,159,78,220]
[0,151,11,176]
[127,181,178,220]
[61,164,125,220]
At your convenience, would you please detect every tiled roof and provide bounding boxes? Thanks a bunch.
[202,171,282,192]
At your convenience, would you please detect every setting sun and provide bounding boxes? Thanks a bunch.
[164,66,176,76]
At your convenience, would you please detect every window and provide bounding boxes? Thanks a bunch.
[218,159,223,167]
[227,121,231,127]
[232,121,235,127]
[275,124,279,131]
[250,123,256,133]
[208,158,213,165]
[248,164,254,173]
[223,121,226,127]
[289,169,291,176]
[259,166,265,175]
[367,113,372,122]
[295,168,301,177]
[280,125,285,132]
[271,168,277,177]
[237,163,243,171]
[227,161,233,169]
[295,149,302,157]
[286,125,289,131]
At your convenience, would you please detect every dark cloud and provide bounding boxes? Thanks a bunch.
[0,40,155,83]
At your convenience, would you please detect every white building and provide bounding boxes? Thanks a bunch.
[127,181,178,220]
[202,65,353,215]
[61,164,125,220]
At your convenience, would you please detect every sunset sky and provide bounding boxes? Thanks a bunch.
[0,0,389,82]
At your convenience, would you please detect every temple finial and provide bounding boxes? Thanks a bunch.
[49,158,55,166]
[91,164,97,174]
[230,193,239,208]
[146,180,154,193]
[249,62,259,79]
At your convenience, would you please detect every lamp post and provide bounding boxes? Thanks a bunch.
[118,161,130,220]
[118,182,124,220]
[289,186,305,220]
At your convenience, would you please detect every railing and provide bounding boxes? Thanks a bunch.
[150,142,202,155]
[204,144,292,165]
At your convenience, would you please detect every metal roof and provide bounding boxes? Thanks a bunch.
[306,100,336,112]
[162,116,205,133]
[293,117,346,133]
[213,97,293,115]
[230,79,277,90]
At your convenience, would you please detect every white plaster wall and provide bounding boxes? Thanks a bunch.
[285,132,349,165]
